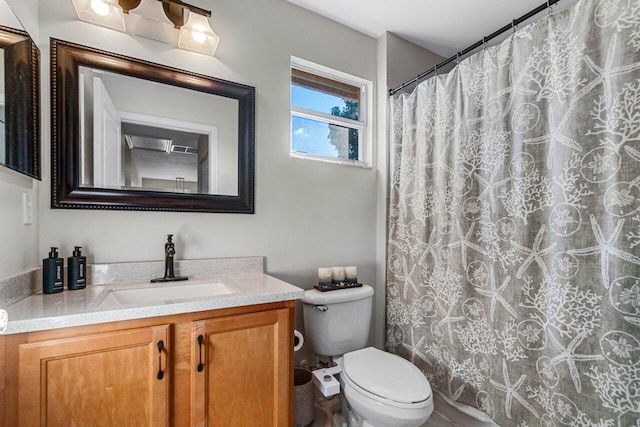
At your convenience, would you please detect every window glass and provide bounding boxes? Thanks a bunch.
[291,71,360,120]
[291,116,359,160]
[290,60,370,166]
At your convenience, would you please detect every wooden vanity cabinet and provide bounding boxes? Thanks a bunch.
[0,301,294,427]
[17,325,170,427]
[191,309,291,426]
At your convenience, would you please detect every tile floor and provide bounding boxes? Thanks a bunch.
[308,391,458,427]
[423,412,459,427]
[309,393,336,427]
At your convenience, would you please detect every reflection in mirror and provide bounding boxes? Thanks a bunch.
[51,39,255,213]
[120,122,211,194]
[0,1,40,179]
[78,67,238,195]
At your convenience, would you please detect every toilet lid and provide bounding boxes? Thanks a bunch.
[342,347,431,404]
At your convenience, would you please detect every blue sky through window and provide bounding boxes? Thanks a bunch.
[291,116,338,157]
[291,85,359,158]
[291,85,346,116]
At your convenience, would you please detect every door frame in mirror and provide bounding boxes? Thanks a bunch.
[51,38,255,213]
[0,25,40,180]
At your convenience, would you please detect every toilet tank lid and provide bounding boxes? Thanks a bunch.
[301,284,374,305]
[343,347,431,404]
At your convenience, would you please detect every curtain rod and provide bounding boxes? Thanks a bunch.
[389,0,561,96]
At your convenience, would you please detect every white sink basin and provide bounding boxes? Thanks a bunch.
[99,282,233,307]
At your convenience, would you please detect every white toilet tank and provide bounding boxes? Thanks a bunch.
[301,285,374,357]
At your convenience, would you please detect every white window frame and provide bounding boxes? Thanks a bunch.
[290,56,373,168]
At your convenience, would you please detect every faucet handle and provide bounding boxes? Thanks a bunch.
[167,234,173,242]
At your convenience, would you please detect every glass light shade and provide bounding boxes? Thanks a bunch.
[178,13,220,56]
[71,0,126,32]
[125,0,177,44]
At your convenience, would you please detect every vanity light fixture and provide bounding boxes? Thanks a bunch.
[71,0,220,56]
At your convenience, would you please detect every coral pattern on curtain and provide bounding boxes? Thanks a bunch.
[387,0,640,425]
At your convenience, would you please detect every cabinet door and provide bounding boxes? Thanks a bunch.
[191,309,291,427]
[18,325,170,427]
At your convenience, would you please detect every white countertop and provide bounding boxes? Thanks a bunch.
[2,273,303,335]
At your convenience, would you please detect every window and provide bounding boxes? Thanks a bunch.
[290,57,372,167]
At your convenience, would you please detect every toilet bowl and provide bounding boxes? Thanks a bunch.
[301,285,434,427]
[340,347,433,427]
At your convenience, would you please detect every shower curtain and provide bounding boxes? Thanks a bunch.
[387,0,640,425]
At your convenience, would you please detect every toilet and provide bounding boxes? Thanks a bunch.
[302,285,433,427]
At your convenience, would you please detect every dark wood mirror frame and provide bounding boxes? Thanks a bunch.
[0,25,40,180]
[51,38,255,213]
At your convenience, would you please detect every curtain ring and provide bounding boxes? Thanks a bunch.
[434,64,438,76]
[512,19,517,34]
[482,37,487,50]
[547,0,553,15]
[456,51,461,63]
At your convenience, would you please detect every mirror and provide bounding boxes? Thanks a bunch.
[78,66,239,196]
[0,1,40,180]
[52,39,255,213]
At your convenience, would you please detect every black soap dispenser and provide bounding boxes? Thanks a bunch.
[43,247,64,294]
[68,246,87,290]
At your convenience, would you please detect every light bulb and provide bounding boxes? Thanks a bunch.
[178,13,219,55]
[90,0,110,17]
[191,25,207,44]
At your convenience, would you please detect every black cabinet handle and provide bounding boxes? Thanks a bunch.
[157,340,165,380]
[197,334,204,372]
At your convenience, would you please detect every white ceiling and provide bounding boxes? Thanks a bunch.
[287,0,580,58]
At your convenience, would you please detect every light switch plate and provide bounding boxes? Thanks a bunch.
[22,192,33,225]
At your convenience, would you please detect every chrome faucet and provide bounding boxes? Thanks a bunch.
[151,234,188,283]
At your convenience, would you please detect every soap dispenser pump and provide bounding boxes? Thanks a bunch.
[43,247,64,294]
[68,246,87,290]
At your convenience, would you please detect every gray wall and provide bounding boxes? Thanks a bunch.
[387,32,452,91]
[6,0,38,41]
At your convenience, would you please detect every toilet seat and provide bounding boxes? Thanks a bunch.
[342,347,432,409]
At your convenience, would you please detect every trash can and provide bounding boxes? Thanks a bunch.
[294,368,315,427]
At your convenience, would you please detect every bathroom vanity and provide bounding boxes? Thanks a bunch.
[0,257,303,427]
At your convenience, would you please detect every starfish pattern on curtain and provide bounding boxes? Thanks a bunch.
[387,0,640,425]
